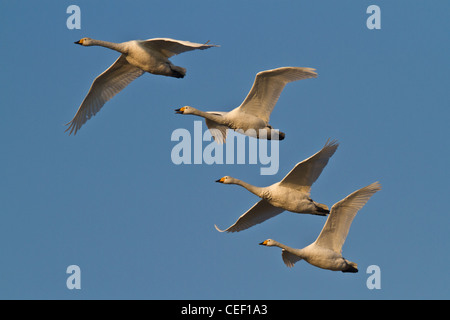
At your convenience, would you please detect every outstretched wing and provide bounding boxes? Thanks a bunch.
[278,139,339,194]
[66,55,144,135]
[141,38,218,58]
[215,200,285,233]
[314,182,382,254]
[236,67,317,123]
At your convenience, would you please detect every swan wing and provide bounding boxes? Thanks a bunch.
[236,67,317,123]
[141,38,218,58]
[215,199,284,233]
[314,182,381,254]
[282,249,302,268]
[279,139,339,193]
[204,112,229,144]
[66,55,144,135]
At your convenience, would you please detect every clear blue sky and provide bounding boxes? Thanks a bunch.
[1,0,449,300]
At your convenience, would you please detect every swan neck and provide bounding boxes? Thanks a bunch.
[233,179,264,197]
[90,39,127,54]
[274,241,303,257]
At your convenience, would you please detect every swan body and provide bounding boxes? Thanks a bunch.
[214,139,338,232]
[175,67,317,144]
[260,181,382,272]
[66,37,218,135]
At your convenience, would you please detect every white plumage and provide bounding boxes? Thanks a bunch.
[175,67,317,143]
[66,37,218,135]
[214,139,338,232]
[260,182,381,272]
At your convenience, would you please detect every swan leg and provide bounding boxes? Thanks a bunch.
[342,259,358,273]
[314,205,330,215]
[313,202,330,216]
[169,64,186,78]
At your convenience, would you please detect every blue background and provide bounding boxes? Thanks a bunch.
[0,1,449,299]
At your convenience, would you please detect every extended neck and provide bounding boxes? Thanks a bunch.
[231,178,265,198]
[273,240,304,257]
[89,39,128,54]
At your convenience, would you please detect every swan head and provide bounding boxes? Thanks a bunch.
[259,239,276,247]
[74,37,93,46]
[215,176,234,184]
[175,106,196,115]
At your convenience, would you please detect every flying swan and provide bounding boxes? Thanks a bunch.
[259,181,381,273]
[66,37,218,135]
[214,139,338,233]
[175,67,317,144]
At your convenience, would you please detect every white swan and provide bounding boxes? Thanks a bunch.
[214,139,338,233]
[175,67,317,144]
[66,37,218,135]
[259,181,381,273]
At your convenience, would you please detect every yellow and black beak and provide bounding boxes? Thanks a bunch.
[215,177,225,183]
[259,240,268,246]
[74,39,83,45]
[174,107,185,114]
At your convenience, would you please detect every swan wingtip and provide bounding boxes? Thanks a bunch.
[214,224,226,233]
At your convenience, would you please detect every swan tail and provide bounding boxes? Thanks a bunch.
[342,260,358,273]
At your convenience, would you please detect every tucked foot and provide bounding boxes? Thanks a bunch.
[342,260,358,273]
[170,65,186,78]
[314,204,330,215]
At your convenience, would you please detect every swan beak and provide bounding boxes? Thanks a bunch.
[74,40,82,45]
[215,177,225,183]
[175,107,186,114]
[259,240,268,246]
